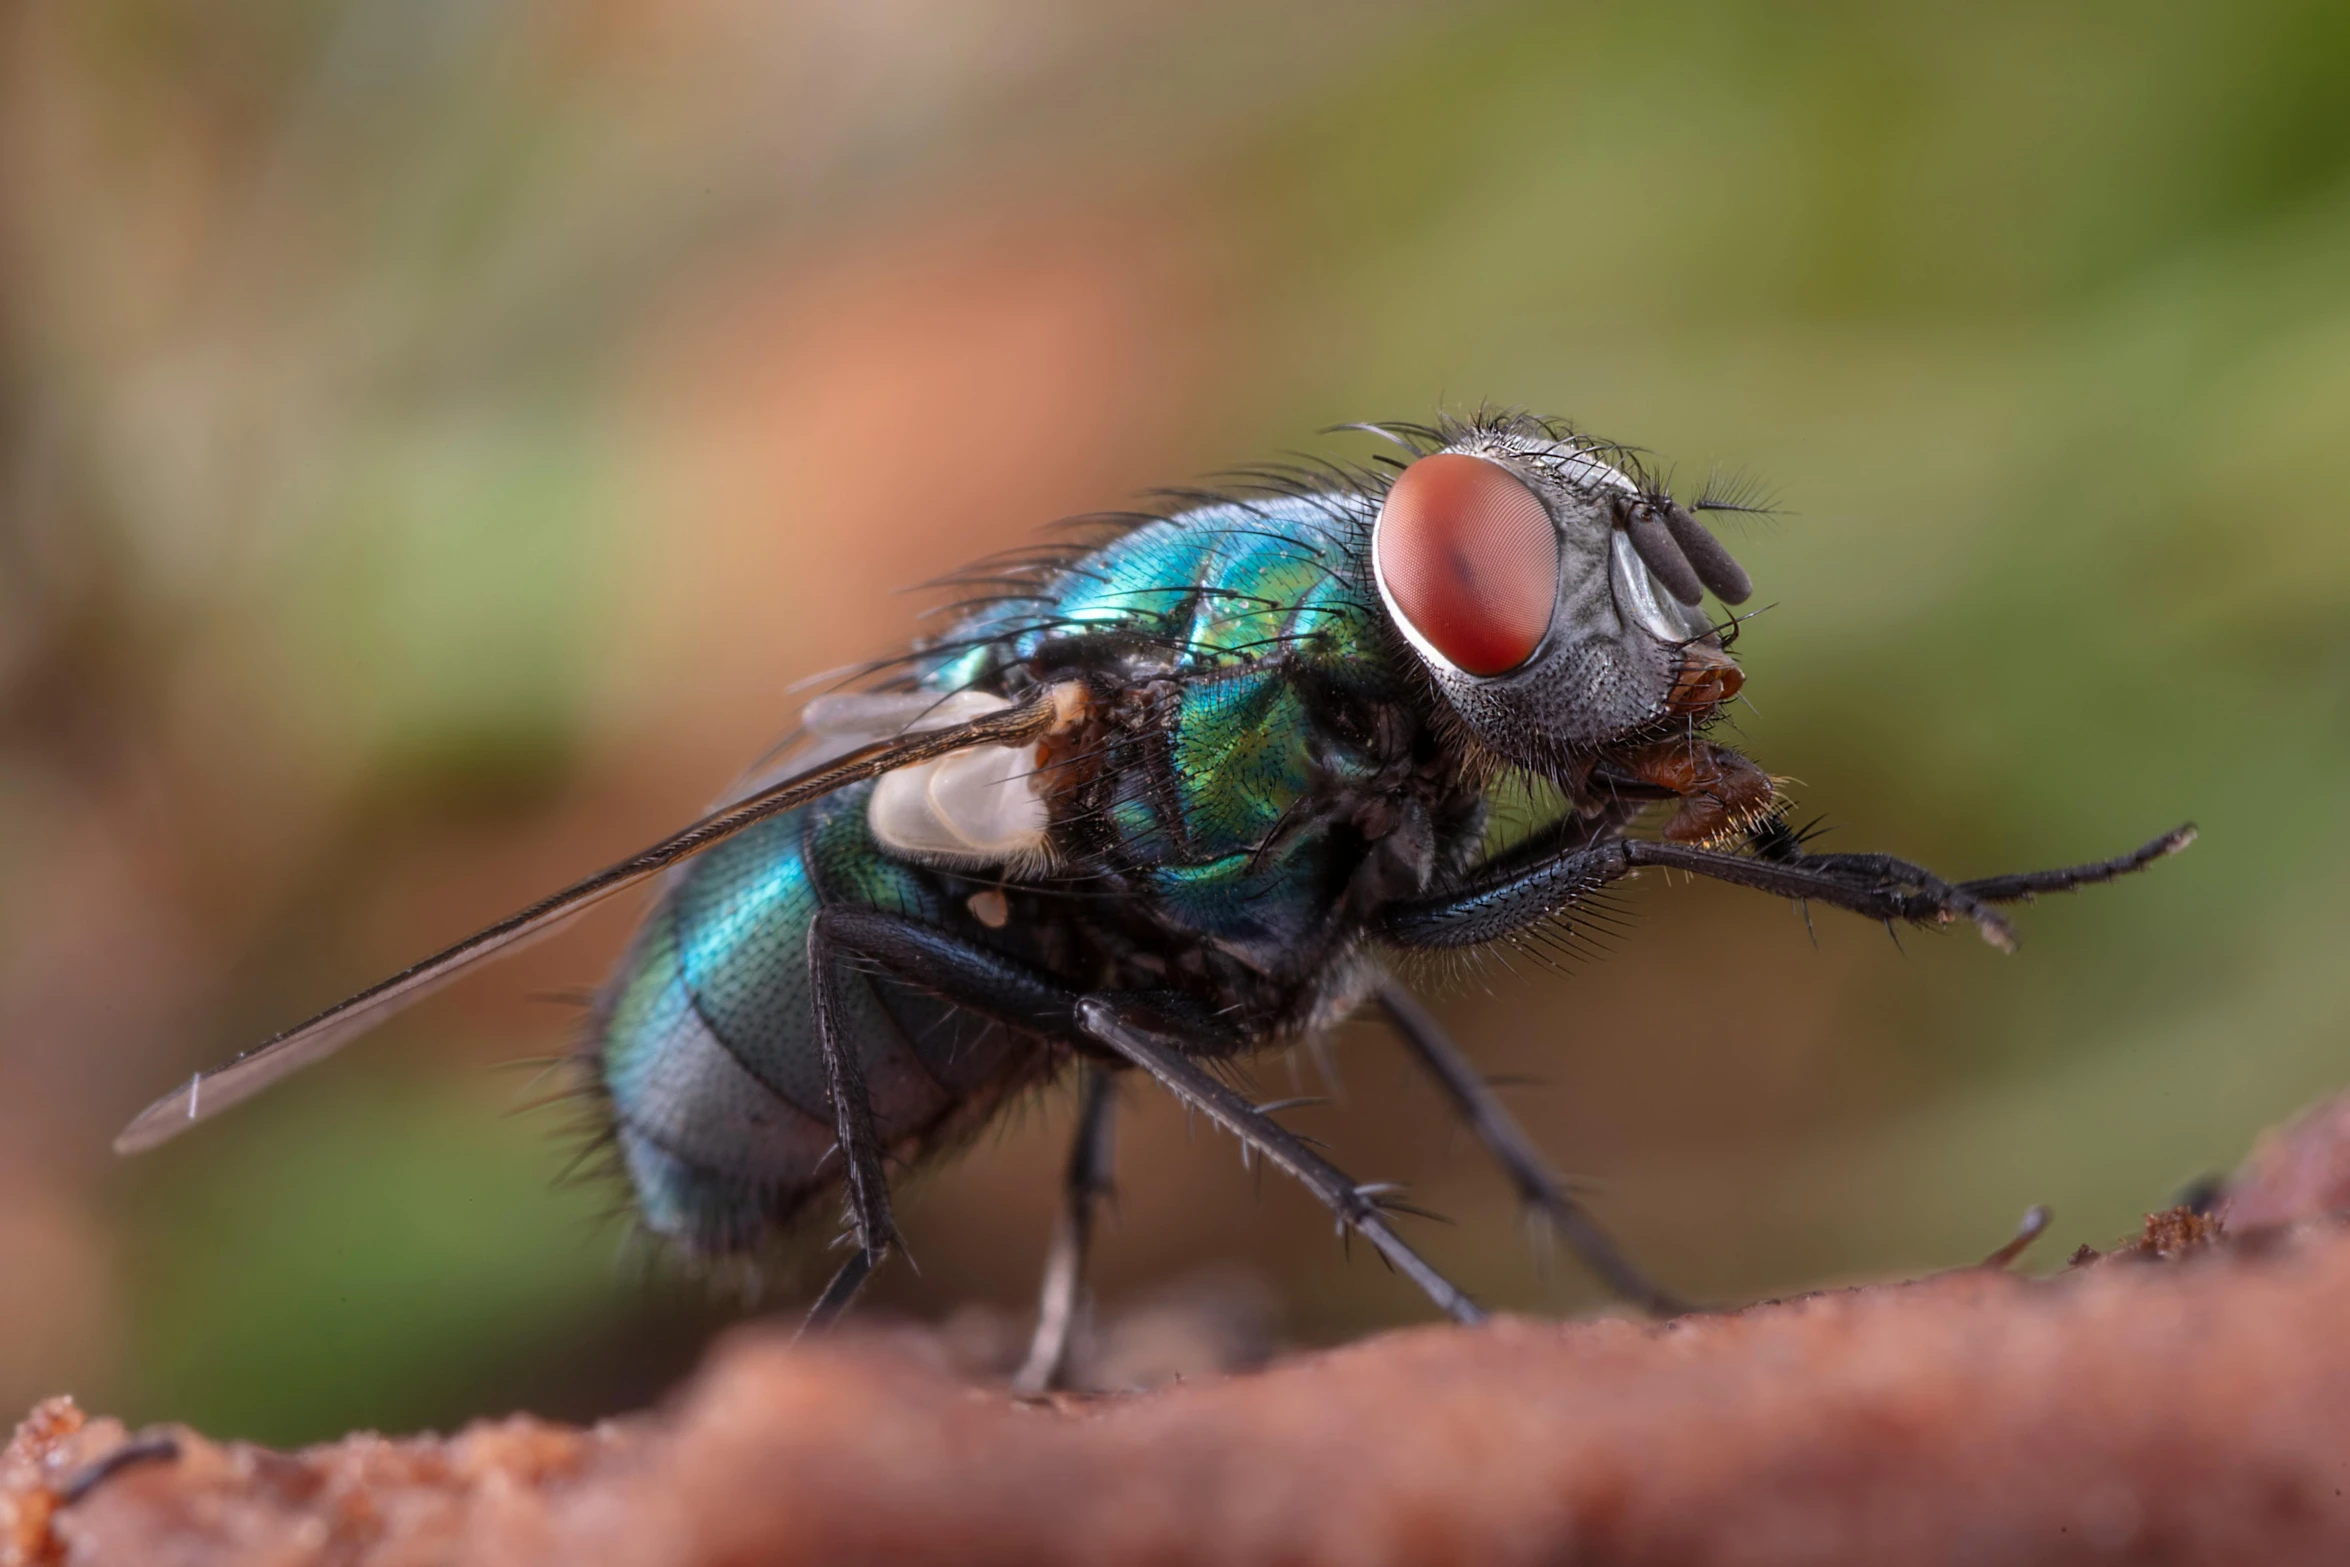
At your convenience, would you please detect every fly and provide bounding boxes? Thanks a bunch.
[115,411,2193,1391]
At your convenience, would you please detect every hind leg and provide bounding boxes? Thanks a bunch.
[798,910,905,1332]
[796,906,1080,1332]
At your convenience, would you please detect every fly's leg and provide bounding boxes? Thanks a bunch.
[1380,826,2193,952]
[1380,839,1639,950]
[801,1244,879,1331]
[798,907,1487,1331]
[799,905,1080,1335]
[801,910,904,1333]
[1075,995,1488,1327]
[1629,829,2195,952]
[1011,1062,1118,1394]
[1374,979,1689,1317]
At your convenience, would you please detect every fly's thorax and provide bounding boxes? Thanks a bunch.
[1369,424,1754,771]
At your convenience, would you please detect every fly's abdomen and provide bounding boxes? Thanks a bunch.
[600,903,833,1252]
[597,788,1044,1255]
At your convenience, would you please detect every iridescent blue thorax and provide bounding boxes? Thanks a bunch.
[924,497,1478,969]
[934,496,1388,682]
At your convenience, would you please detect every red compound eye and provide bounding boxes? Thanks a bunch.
[1373,454,1560,676]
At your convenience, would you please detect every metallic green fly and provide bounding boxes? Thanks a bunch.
[117,411,2191,1390]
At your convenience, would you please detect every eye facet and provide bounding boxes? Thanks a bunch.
[1373,454,1560,677]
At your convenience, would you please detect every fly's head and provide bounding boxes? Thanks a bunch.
[1369,418,1773,841]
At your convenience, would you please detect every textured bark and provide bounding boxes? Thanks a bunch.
[11,1094,2350,1567]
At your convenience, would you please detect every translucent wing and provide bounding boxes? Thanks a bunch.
[115,682,1080,1154]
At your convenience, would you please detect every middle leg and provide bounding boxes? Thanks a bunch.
[1076,994,1488,1326]
[796,907,1489,1332]
[1375,978,1688,1317]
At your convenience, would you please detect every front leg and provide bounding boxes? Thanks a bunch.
[1636,826,2196,951]
[1380,822,2193,951]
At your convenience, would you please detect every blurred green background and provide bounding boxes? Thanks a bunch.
[3,0,2346,1445]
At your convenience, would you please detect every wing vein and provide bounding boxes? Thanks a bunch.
[114,683,1075,1154]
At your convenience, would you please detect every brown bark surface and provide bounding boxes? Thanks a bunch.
[11,1096,2350,1567]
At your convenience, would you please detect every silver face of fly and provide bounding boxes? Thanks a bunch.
[1371,425,1753,766]
[111,408,2192,1395]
